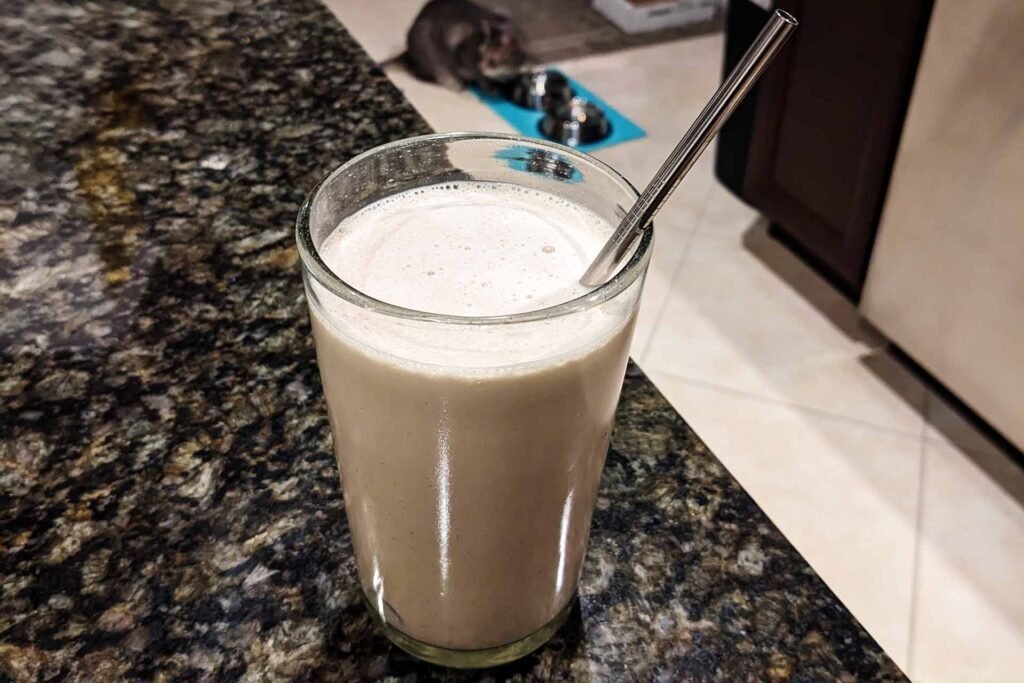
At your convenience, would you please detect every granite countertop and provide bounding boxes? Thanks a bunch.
[0,0,905,680]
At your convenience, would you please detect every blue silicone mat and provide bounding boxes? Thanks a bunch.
[471,71,646,152]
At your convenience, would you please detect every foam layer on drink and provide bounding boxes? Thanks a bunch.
[311,182,636,372]
[319,182,608,316]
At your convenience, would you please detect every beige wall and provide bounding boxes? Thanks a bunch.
[861,0,1024,449]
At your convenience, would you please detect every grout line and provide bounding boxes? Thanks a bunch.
[646,367,930,441]
[636,184,717,363]
[905,392,931,676]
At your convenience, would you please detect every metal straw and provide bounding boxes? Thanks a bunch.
[580,9,798,287]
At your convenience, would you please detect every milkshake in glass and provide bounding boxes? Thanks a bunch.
[297,134,651,667]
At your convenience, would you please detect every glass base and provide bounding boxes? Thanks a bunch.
[363,591,574,668]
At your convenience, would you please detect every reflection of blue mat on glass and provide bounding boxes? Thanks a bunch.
[471,72,646,153]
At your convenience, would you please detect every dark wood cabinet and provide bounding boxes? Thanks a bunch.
[740,0,933,298]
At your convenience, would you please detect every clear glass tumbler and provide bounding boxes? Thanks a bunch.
[296,133,652,667]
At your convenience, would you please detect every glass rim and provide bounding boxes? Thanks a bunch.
[295,131,653,326]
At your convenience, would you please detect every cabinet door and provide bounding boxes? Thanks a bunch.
[743,0,932,297]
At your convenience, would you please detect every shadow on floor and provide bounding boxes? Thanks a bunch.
[740,220,886,346]
[739,218,1024,647]
[740,220,1024,507]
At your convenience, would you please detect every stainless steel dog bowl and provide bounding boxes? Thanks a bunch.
[539,97,612,147]
[509,68,574,111]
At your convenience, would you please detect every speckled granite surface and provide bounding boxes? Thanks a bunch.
[0,0,906,680]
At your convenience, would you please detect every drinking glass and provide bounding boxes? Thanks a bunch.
[296,133,651,667]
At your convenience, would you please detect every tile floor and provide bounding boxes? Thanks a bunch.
[325,3,1024,679]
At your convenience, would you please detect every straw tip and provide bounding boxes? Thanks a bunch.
[775,9,799,26]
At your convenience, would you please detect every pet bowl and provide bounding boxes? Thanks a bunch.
[539,97,612,147]
[509,68,575,111]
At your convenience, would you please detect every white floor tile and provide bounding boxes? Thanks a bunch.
[381,65,514,133]
[645,371,920,669]
[557,38,726,363]
[631,201,701,363]
[556,39,727,360]
[909,440,1024,682]
[561,35,725,186]
[693,180,764,240]
[321,0,423,62]
[644,229,928,434]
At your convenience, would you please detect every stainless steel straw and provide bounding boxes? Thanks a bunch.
[580,9,798,287]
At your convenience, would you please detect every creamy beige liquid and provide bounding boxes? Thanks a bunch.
[308,182,637,650]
